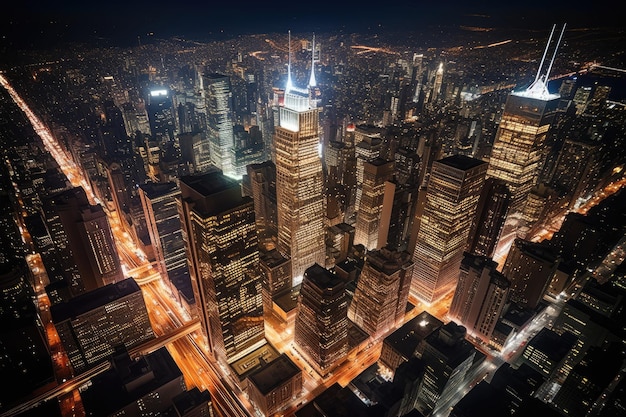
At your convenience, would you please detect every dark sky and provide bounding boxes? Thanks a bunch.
[1,1,620,49]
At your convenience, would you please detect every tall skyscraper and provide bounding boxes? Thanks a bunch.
[487,26,564,219]
[275,32,325,285]
[465,177,511,258]
[348,247,414,338]
[203,73,235,177]
[246,161,278,251]
[449,253,510,344]
[411,155,487,304]
[45,187,123,294]
[178,172,265,365]
[138,182,193,310]
[354,158,395,250]
[294,263,348,376]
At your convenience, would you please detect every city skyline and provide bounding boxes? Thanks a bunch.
[0,6,624,417]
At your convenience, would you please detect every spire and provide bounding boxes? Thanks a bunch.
[286,30,293,93]
[308,33,317,88]
[520,23,566,100]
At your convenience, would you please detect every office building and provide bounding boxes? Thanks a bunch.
[138,182,193,310]
[203,73,235,176]
[178,172,265,365]
[379,311,442,373]
[411,155,487,304]
[348,247,414,339]
[147,87,177,142]
[246,354,303,417]
[80,346,190,417]
[486,26,564,215]
[274,34,325,285]
[246,161,278,251]
[354,125,383,214]
[294,263,348,376]
[0,259,55,410]
[354,158,395,250]
[449,253,510,344]
[44,186,123,294]
[50,278,155,374]
[502,238,560,309]
[465,178,510,258]
[415,322,477,415]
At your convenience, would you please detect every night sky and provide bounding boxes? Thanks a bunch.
[1,1,620,49]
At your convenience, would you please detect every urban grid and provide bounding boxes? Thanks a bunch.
[0,5,625,417]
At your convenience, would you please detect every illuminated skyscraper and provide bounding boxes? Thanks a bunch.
[411,155,487,304]
[354,158,395,250]
[178,172,265,365]
[294,263,348,376]
[348,247,414,338]
[275,31,325,285]
[203,73,235,176]
[486,25,564,215]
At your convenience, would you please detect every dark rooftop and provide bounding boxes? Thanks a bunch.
[247,354,301,395]
[383,311,443,359]
[50,278,140,323]
[438,154,486,171]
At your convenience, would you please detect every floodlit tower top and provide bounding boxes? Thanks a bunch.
[514,23,566,101]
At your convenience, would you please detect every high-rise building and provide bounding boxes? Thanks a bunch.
[138,182,193,310]
[203,73,235,176]
[294,263,348,376]
[0,259,55,409]
[147,87,177,142]
[502,238,560,309]
[348,247,414,339]
[548,138,598,209]
[246,161,278,251]
[50,278,155,374]
[411,155,487,304]
[415,322,477,415]
[354,158,395,250]
[354,125,383,215]
[45,187,123,294]
[274,33,325,285]
[449,253,510,344]
[487,26,564,216]
[465,178,510,258]
[178,172,265,365]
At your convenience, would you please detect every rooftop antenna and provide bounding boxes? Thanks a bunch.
[544,23,567,83]
[286,30,293,93]
[533,24,556,85]
[308,33,317,88]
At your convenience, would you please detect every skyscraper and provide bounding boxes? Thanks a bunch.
[354,158,395,250]
[486,25,564,216]
[449,253,510,344]
[45,187,123,294]
[178,172,265,365]
[204,73,235,177]
[348,247,414,338]
[465,177,511,258]
[294,263,348,376]
[138,182,193,310]
[502,238,560,309]
[275,32,325,285]
[411,155,487,304]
